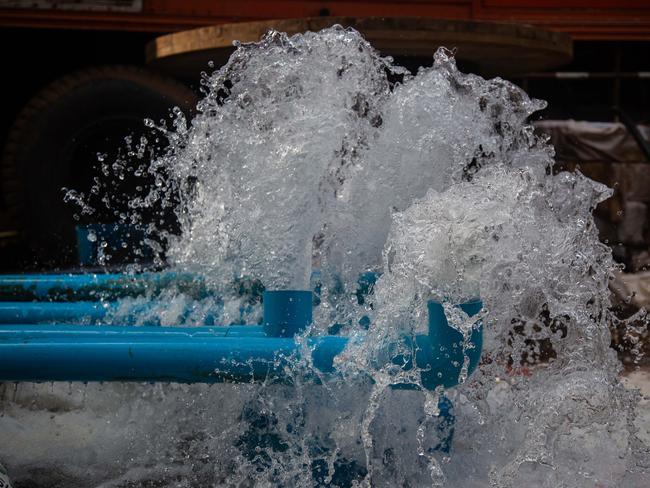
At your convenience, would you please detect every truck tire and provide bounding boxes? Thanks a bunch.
[0,66,197,267]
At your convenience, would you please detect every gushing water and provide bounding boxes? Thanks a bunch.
[2,26,649,487]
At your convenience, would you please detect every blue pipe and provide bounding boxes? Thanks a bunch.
[0,302,110,324]
[0,270,373,304]
[0,291,311,326]
[263,290,312,337]
[0,324,347,383]
[0,323,477,386]
[0,301,228,326]
[421,300,483,389]
[0,291,327,327]
[0,297,482,389]
[0,272,206,301]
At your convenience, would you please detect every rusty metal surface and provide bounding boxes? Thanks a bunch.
[1,0,142,12]
[1,1,649,39]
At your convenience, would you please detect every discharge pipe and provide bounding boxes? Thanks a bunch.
[0,290,482,390]
[0,272,206,301]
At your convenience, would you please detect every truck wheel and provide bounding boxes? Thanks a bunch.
[0,66,197,267]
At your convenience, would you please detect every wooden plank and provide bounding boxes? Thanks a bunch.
[145,17,572,77]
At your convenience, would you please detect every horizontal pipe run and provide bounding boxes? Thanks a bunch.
[0,325,347,383]
[0,322,481,388]
[0,283,483,389]
[0,301,229,326]
[0,272,206,301]
[0,324,268,340]
[0,302,110,324]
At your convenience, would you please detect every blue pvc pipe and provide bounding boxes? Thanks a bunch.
[421,300,483,389]
[263,290,313,337]
[0,286,483,389]
[0,301,228,326]
[0,324,479,386]
[0,302,110,324]
[0,325,347,383]
[0,272,206,301]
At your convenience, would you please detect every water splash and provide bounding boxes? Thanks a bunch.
[3,25,649,487]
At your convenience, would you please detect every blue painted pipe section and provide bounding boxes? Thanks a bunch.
[0,272,205,301]
[0,301,228,326]
[0,275,480,456]
[434,396,455,453]
[421,300,483,389]
[0,302,110,324]
[0,299,482,389]
[0,325,347,383]
[263,290,312,337]
[0,270,372,303]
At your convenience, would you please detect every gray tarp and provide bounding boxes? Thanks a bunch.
[538,120,650,308]
[536,120,650,163]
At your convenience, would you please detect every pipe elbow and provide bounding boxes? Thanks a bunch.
[390,300,483,391]
[418,300,483,389]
